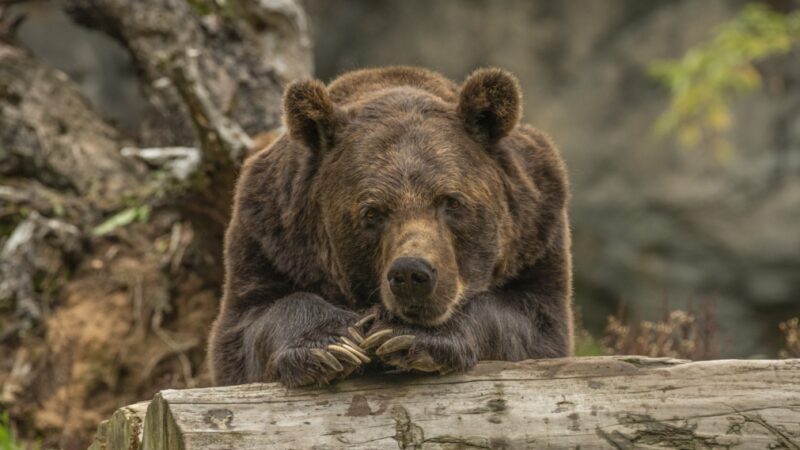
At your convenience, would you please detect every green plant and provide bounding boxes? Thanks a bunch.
[573,327,608,357]
[649,4,800,159]
[91,205,151,236]
[0,412,29,450]
[572,307,609,357]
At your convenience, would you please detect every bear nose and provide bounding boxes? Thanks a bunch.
[387,257,436,300]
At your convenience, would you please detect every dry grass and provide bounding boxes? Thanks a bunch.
[779,317,800,358]
[600,303,719,360]
[576,305,800,360]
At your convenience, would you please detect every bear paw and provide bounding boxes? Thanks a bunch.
[268,328,369,387]
[361,321,477,375]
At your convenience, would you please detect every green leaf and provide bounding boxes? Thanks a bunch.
[0,412,34,450]
[91,205,151,236]
[648,3,800,153]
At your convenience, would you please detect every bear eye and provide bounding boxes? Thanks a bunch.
[443,195,464,211]
[361,206,383,227]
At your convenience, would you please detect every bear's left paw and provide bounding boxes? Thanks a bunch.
[362,326,477,375]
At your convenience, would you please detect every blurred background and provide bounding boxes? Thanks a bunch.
[1,0,799,448]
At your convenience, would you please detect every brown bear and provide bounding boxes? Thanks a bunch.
[209,66,573,387]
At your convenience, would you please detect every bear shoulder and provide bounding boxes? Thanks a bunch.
[228,135,330,291]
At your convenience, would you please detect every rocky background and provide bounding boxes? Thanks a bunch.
[304,0,800,357]
[1,0,798,448]
[1,1,310,448]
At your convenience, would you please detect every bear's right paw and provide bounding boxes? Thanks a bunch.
[268,332,370,387]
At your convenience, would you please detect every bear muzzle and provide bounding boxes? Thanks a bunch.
[385,256,454,324]
[380,218,461,325]
[387,257,437,299]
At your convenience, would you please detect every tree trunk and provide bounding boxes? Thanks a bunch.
[87,356,800,450]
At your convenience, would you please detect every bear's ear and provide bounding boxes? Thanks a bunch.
[457,68,522,144]
[283,79,337,152]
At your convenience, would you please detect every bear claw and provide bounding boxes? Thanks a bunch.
[339,338,371,363]
[362,329,393,350]
[310,348,344,372]
[328,344,365,365]
[407,352,441,373]
[347,327,365,344]
[375,335,415,356]
[339,336,360,351]
[294,374,316,386]
[355,313,377,329]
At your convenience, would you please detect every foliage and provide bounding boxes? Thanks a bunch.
[573,307,609,357]
[573,303,720,359]
[0,412,33,450]
[649,4,800,159]
[779,317,800,358]
[573,327,608,357]
[578,306,800,360]
[91,205,151,236]
[601,306,719,360]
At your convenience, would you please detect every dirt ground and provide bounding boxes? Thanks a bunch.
[2,214,220,449]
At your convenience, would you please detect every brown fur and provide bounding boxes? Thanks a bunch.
[209,66,573,387]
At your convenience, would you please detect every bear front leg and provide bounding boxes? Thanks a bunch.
[210,293,369,387]
[359,307,479,374]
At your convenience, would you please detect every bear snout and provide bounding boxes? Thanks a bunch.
[387,257,438,300]
[384,256,456,325]
[379,218,462,326]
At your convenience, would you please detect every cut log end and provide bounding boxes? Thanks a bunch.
[87,402,149,450]
[89,356,800,449]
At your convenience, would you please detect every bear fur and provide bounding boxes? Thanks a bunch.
[209,66,573,387]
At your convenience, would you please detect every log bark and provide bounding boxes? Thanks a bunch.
[88,356,800,450]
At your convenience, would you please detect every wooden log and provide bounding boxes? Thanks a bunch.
[88,401,149,450]
[90,356,800,449]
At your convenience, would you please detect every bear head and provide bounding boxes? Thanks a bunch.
[281,68,559,327]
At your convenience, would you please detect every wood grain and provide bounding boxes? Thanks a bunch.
[89,356,800,449]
